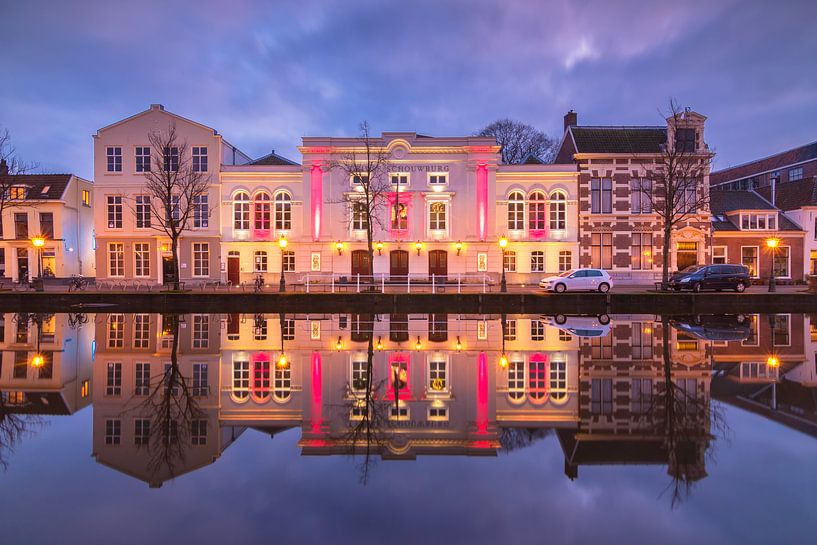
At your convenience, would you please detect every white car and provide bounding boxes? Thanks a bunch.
[541,314,612,337]
[539,268,613,293]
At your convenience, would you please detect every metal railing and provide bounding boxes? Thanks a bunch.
[295,273,498,294]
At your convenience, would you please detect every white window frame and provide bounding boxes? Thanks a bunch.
[232,359,250,401]
[428,173,448,186]
[507,191,525,232]
[133,314,150,349]
[503,250,516,273]
[283,250,295,273]
[740,213,777,231]
[477,252,487,272]
[107,195,123,229]
[427,355,449,395]
[389,172,410,188]
[192,242,209,277]
[772,314,791,347]
[742,314,760,347]
[233,192,250,231]
[549,359,568,403]
[774,245,791,279]
[350,199,368,232]
[135,146,151,173]
[789,167,803,181]
[135,195,151,229]
[530,251,545,273]
[254,251,268,273]
[193,194,209,228]
[428,200,448,233]
[133,242,150,278]
[741,246,760,278]
[549,190,567,230]
[192,146,208,173]
[106,146,122,172]
[192,314,209,349]
[273,191,292,231]
[558,251,572,272]
[712,246,727,264]
[108,243,124,277]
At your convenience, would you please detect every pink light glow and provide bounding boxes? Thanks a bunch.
[311,163,322,241]
[476,352,488,434]
[311,352,323,432]
[384,352,412,400]
[476,163,488,241]
[251,352,270,401]
[528,228,548,240]
[386,192,413,240]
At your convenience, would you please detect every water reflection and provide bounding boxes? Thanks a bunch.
[1,310,814,503]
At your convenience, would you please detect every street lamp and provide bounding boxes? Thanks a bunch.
[767,354,780,410]
[278,234,288,292]
[499,235,508,292]
[766,237,779,293]
[31,236,45,291]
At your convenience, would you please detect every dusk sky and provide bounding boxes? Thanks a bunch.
[1,0,815,180]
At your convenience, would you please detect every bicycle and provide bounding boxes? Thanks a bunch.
[254,274,265,293]
[68,275,87,291]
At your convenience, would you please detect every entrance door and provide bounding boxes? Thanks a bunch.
[162,256,175,283]
[351,250,370,278]
[16,248,29,283]
[227,255,240,286]
[390,250,409,282]
[428,250,447,280]
[676,242,698,271]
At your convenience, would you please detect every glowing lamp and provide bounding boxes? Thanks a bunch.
[376,241,383,255]
[278,235,288,249]
[335,336,343,351]
[499,354,508,369]
[766,238,779,249]
[456,336,462,351]
[767,355,779,368]
[31,354,44,368]
[415,241,423,255]
[335,241,343,256]
[376,336,383,351]
[277,354,289,369]
[415,336,422,350]
[498,235,508,249]
[455,241,463,256]
[32,237,46,248]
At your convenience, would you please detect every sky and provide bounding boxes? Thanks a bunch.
[1,0,815,180]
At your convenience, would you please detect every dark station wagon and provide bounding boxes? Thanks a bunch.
[668,264,751,293]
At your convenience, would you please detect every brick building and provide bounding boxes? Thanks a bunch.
[710,141,817,191]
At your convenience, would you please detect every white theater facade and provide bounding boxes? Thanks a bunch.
[94,105,578,286]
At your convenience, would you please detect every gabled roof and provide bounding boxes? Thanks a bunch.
[521,153,545,165]
[96,104,218,136]
[754,178,817,211]
[710,141,817,185]
[568,126,667,154]
[0,173,77,200]
[709,189,803,231]
[249,151,300,166]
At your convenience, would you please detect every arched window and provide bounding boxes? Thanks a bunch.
[251,359,270,402]
[234,192,250,230]
[528,191,546,231]
[232,360,249,401]
[254,192,271,230]
[549,191,566,230]
[528,357,547,402]
[508,360,525,401]
[507,191,525,231]
[273,366,291,402]
[274,192,291,231]
[549,360,567,402]
[429,202,446,230]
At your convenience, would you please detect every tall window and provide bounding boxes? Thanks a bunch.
[105,419,121,445]
[429,202,446,231]
[558,251,572,272]
[106,147,122,172]
[674,127,697,152]
[429,359,448,392]
[274,366,291,401]
[503,319,517,341]
[591,334,613,359]
[193,243,209,276]
[508,191,525,231]
[351,201,368,231]
[14,213,28,239]
[528,359,547,401]
[192,420,208,445]
[351,360,369,393]
[283,251,295,272]
[549,191,566,230]
[590,178,612,214]
[234,192,250,230]
[106,362,122,395]
[631,379,653,413]
[391,202,408,231]
[591,233,612,269]
[192,315,209,348]
[630,233,653,270]
[508,360,525,401]
[774,246,790,278]
[134,419,150,445]
[169,195,181,222]
[772,314,790,346]
[254,192,271,230]
[135,195,151,228]
[108,243,124,277]
[82,189,91,207]
[631,321,654,359]
[549,360,567,401]
[108,314,124,348]
[530,251,545,272]
[193,195,208,228]
[503,250,516,272]
[252,360,271,401]
[741,247,759,278]
[282,319,295,340]
[528,191,546,231]
[134,243,150,277]
[530,320,545,341]
[678,181,697,214]
[163,146,179,172]
[134,314,150,348]
[274,192,291,230]
[107,196,122,229]
[712,246,727,264]
[254,251,268,272]
[630,179,652,213]
[193,363,209,396]
[135,363,150,396]
[233,360,250,400]
[192,147,208,172]
[136,146,151,172]
[591,378,613,415]
[39,213,54,238]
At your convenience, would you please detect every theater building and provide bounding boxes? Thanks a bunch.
[555,110,713,284]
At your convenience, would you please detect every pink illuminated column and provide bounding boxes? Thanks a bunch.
[311,352,323,432]
[310,163,323,241]
[476,352,488,434]
[476,163,488,241]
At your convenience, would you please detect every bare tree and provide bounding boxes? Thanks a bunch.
[0,393,44,470]
[641,100,715,286]
[0,128,39,246]
[328,122,392,282]
[140,124,210,290]
[476,118,557,164]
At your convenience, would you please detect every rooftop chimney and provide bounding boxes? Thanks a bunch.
[149,104,164,111]
[564,110,577,132]
[0,159,8,176]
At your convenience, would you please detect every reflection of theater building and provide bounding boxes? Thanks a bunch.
[555,110,712,284]
[557,316,712,481]
[91,313,242,487]
[0,313,93,415]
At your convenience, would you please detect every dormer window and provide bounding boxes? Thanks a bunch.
[675,127,697,153]
[740,213,777,231]
[10,186,26,200]
[40,186,50,195]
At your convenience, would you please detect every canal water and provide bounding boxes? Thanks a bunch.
[1,311,815,544]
